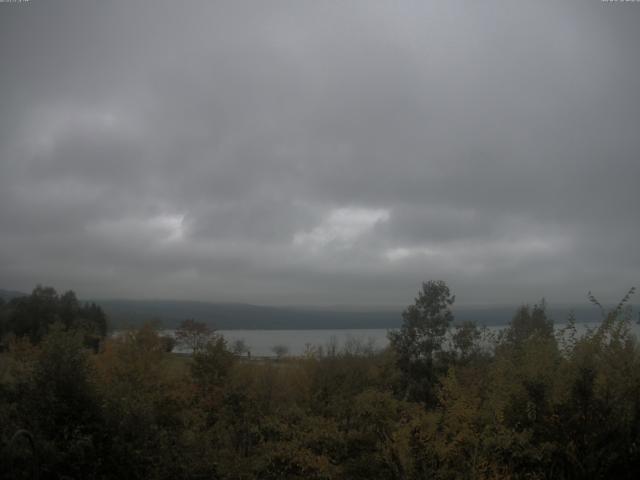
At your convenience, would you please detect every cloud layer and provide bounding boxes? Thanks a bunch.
[1,0,639,306]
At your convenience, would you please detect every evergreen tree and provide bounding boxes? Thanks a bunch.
[388,280,455,404]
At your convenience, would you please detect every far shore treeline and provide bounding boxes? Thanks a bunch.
[0,287,617,330]
[1,281,639,479]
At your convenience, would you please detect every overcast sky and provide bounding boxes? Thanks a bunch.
[1,0,638,307]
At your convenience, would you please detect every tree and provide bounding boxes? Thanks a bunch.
[94,323,191,479]
[175,319,213,353]
[388,280,455,404]
[191,335,235,390]
[5,286,108,344]
[271,344,289,359]
[58,290,80,329]
[77,301,108,338]
[160,335,177,352]
[505,300,553,346]
[0,297,7,342]
[8,285,60,342]
[451,320,482,363]
[22,324,102,479]
[232,338,250,357]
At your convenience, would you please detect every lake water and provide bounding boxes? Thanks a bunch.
[163,321,640,357]
[215,329,388,357]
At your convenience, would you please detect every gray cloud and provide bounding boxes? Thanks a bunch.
[1,0,639,307]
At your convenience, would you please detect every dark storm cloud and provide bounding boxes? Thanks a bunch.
[1,0,639,306]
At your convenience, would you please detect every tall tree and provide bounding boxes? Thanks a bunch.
[505,300,553,346]
[388,280,455,404]
[175,319,213,353]
[6,286,108,344]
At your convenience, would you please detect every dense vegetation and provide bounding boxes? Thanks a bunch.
[1,282,639,479]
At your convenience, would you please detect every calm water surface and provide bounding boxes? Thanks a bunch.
[160,321,640,357]
[177,329,389,357]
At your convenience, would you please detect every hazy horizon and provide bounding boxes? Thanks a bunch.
[3,286,634,315]
[1,1,639,307]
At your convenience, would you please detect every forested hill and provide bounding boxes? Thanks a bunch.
[0,289,26,301]
[98,300,401,329]
[0,288,617,329]
[95,299,610,330]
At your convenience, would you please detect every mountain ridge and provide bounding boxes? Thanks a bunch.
[1,288,626,329]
